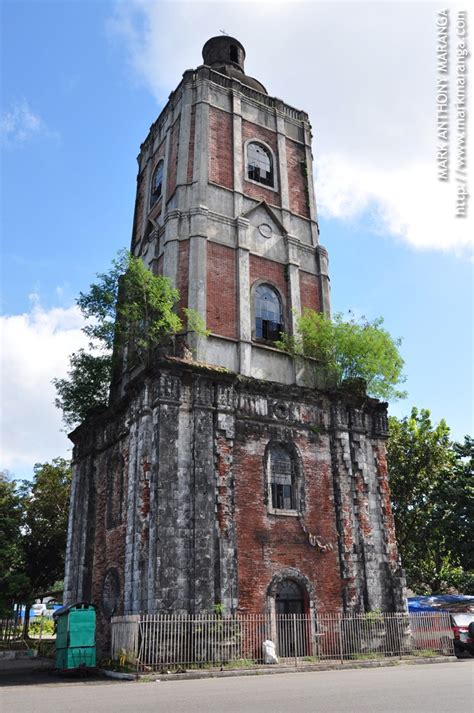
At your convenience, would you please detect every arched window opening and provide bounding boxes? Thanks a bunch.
[269,444,295,511]
[230,44,239,62]
[255,284,282,341]
[275,579,304,614]
[150,161,164,207]
[247,142,273,187]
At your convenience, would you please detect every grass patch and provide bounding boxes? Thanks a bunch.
[350,653,386,661]
[223,658,256,669]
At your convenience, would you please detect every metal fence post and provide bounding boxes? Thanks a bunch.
[338,614,344,663]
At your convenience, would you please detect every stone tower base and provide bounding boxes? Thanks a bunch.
[64,357,405,650]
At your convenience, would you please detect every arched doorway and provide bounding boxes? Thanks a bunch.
[275,579,307,657]
[275,579,304,615]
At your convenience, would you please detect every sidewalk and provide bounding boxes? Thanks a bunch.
[138,655,459,682]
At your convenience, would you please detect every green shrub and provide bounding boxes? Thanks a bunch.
[28,617,55,636]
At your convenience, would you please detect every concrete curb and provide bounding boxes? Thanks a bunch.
[100,669,136,681]
[138,656,457,683]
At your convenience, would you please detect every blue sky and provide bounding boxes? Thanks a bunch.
[1,0,472,478]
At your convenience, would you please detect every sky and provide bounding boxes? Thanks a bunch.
[1,0,473,479]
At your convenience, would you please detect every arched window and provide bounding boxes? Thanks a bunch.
[268,444,296,510]
[275,579,304,615]
[230,44,239,63]
[255,284,282,341]
[150,161,164,207]
[247,142,273,187]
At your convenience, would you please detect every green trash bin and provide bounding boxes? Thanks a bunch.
[53,602,97,670]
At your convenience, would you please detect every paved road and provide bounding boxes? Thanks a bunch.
[1,661,472,713]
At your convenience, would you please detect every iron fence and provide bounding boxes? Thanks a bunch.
[0,615,25,646]
[111,611,454,671]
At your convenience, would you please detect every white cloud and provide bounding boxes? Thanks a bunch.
[108,0,472,255]
[0,99,58,147]
[0,300,87,476]
[316,154,471,252]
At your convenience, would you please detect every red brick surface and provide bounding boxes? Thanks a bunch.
[233,428,343,614]
[153,254,163,276]
[375,443,400,567]
[167,118,180,200]
[187,105,196,183]
[242,119,281,207]
[177,240,190,318]
[132,178,145,245]
[209,107,233,190]
[90,456,128,652]
[207,242,237,338]
[286,138,310,218]
[299,271,320,312]
[249,254,288,321]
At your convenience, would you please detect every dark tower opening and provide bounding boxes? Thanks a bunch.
[201,35,267,94]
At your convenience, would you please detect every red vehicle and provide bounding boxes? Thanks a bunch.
[452,613,474,658]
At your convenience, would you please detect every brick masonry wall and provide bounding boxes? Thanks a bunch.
[249,254,288,324]
[153,254,163,276]
[177,240,190,318]
[286,138,310,218]
[90,449,128,654]
[233,422,343,614]
[66,365,405,653]
[207,242,237,338]
[242,119,281,207]
[209,106,233,190]
[167,118,180,200]
[187,105,196,183]
[299,270,320,312]
[131,176,146,245]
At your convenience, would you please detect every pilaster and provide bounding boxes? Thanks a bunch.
[276,114,291,232]
[236,216,251,375]
[232,88,243,217]
[176,84,193,187]
[188,207,209,359]
[194,82,210,206]
[317,245,331,317]
[161,209,180,288]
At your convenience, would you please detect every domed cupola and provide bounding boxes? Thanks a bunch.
[202,35,268,94]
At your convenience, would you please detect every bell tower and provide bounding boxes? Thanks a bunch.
[64,37,406,650]
[131,36,330,383]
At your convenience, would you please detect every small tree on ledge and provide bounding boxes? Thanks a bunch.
[277,309,407,402]
[53,250,206,430]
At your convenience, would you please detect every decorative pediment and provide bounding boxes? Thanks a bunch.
[239,202,288,262]
[240,201,287,236]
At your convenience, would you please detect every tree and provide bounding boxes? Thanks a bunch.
[388,408,473,594]
[53,250,184,429]
[53,350,112,430]
[0,472,29,616]
[0,460,71,621]
[77,250,181,355]
[278,310,406,401]
[20,458,72,598]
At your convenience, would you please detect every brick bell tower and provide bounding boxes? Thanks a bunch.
[130,35,330,384]
[64,37,405,651]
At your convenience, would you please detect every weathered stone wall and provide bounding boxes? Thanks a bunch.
[64,360,405,652]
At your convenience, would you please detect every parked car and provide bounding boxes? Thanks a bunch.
[451,613,474,658]
[408,595,474,658]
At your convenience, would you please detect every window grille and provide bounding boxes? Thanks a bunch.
[255,284,282,341]
[150,161,163,207]
[269,444,295,510]
[247,142,273,187]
